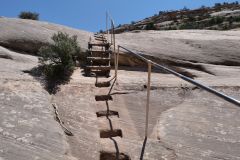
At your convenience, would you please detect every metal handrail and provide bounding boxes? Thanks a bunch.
[106,12,116,51]
[117,45,240,107]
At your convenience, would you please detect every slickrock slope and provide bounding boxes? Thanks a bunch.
[115,30,240,67]
[0,18,240,160]
[52,67,240,160]
[0,46,77,160]
[0,18,92,160]
[0,17,92,54]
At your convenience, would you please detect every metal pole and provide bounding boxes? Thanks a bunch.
[111,23,113,45]
[115,47,118,78]
[113,22,115,52]
[115,46,120,82]
[106,12,108,42]
[145,60,152,138]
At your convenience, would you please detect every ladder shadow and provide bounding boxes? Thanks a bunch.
[97,76,131,159]
[105,100,120,160]
[140,137,148,160]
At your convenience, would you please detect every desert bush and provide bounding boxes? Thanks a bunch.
[227,16,240,23]
[38,32,81,93]
[131,21,136,25]
[179,22,199,29]
[18,11,39,20]
[145,22,156,30]
[187,15,196,22]
[208,16,224,26]
[167,26,177,30]
[234,16,240,22]
[182,6,190,11]
[214,3,222,7]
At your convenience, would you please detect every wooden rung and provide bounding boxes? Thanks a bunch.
[100,129,122,138]
[86,65,111,71]
[95,81,111,87]
[87,57,110,61]
[89,43,110,47]
[95,95,113,101]
[96,110,119,117]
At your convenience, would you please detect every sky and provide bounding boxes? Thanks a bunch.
[0,0,239,32]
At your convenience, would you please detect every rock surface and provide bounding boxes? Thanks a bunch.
[0,17,92,54]
[0,18,240,160]
[115,30,240,66]
[0,47,77,160]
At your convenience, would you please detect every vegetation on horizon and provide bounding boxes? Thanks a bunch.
[115,1,240,32]
[18,11,39,20]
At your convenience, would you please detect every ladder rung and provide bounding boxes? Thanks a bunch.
[96,110,119,117]
[86,65,111,71]
[100,129,122,138]
[88,50,112,54]
[95,95,113,101]
[95,81,111,88]
[89,43,110,47]
[87,57,110,61]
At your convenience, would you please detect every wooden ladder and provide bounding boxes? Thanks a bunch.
[85,34,111,77]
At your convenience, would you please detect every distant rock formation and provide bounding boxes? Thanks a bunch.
[114,2,240,33]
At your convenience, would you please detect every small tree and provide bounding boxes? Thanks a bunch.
[214,3,222,7]
[182,6,189,11]
[38,32,81,93]
[19,11,39,20]
[145,22,156,30]
[117,24,122,28]
[131,21,136,25]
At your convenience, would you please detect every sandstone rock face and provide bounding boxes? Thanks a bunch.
[115,30,240,67]
[113,30,240,77]
[0,17,92,54]
[0,47,77,160]
[0,18,240,160]
[51,67,240,160]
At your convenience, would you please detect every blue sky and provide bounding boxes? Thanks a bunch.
[0,0,239,32]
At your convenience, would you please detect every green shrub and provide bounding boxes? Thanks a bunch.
[167,26,177,30]
[214,3,222,7]
[179,22,199,29]
[145,22,156,30]
[182,6,189,11]
[18,11,39,20]
[117,24,122,28]
[208,16,224,26]
[235,16,240,22]
[188,15,196,22]
[38,32,81,93]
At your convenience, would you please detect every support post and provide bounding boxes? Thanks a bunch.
[115,46,120,83]
[114,47,117,78]
[145,60,152,138]
[111,22,113,45]
[113,22,115,52]
[106,12,109,42]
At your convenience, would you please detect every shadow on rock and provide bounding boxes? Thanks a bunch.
[23,65,72,94]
